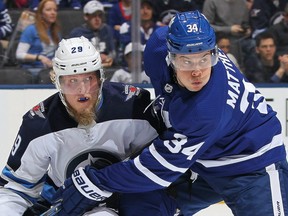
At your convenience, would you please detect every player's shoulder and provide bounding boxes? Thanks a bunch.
[11,94,77,157]
[98,81,152,121]
[25,92,58,116]
[0,1,5,10]
[103,81,151,102]
[145,26,168,53]
[23,92,76,132]
[144,26,169,68]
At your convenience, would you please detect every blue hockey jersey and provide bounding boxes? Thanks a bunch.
[89,26,286,193]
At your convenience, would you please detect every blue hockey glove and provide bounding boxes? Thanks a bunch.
[52,166,112,216]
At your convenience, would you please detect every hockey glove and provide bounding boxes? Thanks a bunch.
[52,166,112,216]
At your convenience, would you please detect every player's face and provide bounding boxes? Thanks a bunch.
[60,72,100,113]
[174,52,212,92]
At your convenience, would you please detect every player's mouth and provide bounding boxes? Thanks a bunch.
[78,97,89,102]
[191,79,202,85]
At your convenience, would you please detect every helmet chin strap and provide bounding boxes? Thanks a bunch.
[58,91,67,108]
[165,54,171,66]
[95,77,105,113]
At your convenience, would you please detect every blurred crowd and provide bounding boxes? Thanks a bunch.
[1,0,288,84]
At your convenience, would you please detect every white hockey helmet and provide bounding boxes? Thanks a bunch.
[52,36,105,106]
[52,36,104,88]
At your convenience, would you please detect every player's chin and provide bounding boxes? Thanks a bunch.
[186,83,204,92]
[74,103,93,114]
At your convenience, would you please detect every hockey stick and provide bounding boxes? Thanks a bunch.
[39,202,62,216]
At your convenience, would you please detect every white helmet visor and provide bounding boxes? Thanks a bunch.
[169,49,218,71]
[59,71,101,95]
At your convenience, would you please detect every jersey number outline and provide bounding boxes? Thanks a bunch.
[11,134,21,156]
[71,46,83,54]
[164,133,204,160]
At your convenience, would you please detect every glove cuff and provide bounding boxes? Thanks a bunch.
[72,167,112,202]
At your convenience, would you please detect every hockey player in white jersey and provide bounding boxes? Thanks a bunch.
[0,36,176,215]
[52,11,288,216]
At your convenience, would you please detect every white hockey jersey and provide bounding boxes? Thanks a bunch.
[0,81,158,215]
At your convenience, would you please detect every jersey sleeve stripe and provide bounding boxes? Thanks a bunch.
[149,144,187,173]
[197,133,283,168]
[133,156,171,187]
[2,166,41,187]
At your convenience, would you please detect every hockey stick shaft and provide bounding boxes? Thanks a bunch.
[40,202,62,216]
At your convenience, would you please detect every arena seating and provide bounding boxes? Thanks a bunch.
[0,8,127,84]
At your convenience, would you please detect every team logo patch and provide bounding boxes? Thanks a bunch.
[66,151,120,178]
[29,102,45,118]
[164,83,173,93]
[124,85,140,101]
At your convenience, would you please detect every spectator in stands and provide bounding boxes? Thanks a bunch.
[110,42,150,83]
[216,32,240,69]
[119,0,160,46]
[69,0,115,68]
[107,0,131,44]
[117,0,160,66]
[158,9,178,26]
[15,0,61,78]
[202,0,252,67]
[249,0,287,38]
[267,2,288,56]
[0,1,12,40]
[29,0,81,10]
[246,0,254,11]
[6,0,29,9]
[244,31,288,83]
[152,0,198,19]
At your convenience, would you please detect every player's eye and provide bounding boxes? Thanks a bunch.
[70,78,78,84]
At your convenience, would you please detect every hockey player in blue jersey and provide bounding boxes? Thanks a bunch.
[52,11,288,216]
[0,36,176,215]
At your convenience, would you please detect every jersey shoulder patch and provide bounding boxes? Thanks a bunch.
[29,102,46,119]
[124,84,141,101]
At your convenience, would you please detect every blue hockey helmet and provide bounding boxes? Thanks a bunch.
[167,10,216,54]
[167,11,218,71]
